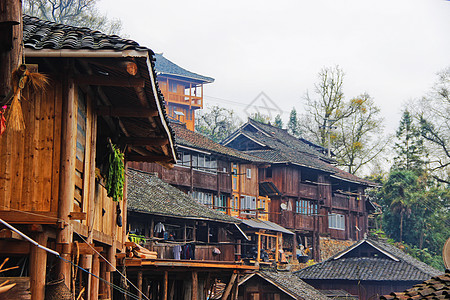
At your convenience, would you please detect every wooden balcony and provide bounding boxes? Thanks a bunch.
[151,243,236,262]
[160,85,203,108]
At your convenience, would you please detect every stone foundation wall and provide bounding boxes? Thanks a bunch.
[319,237,354,261]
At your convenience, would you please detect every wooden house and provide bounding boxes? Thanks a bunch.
[129,122,296,265]
[130,122,272,221]
[295,238,442,300]
[123,168,257,300]
[154,54,214,131]
[222,119,376,260]
[0,14,176,300]
[237,270,328,300]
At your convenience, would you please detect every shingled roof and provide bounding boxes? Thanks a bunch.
[223,119,375,186]
[295,238,441,282]
[239,271,329,300]
[154,53,214,84]
[22,15,177,164]
[127,168,239,223]
[172,122,264,163]
[380,269,450,300]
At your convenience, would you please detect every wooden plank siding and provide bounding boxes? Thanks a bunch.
[0,79,62,219]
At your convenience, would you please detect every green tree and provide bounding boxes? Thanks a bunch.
[382,170,418,242]
[250,112,270,124]
[287,107,300,136]
[274,114,283,129]
[393,110,427,174]
[23,0,123,35]
[195,105,241,142]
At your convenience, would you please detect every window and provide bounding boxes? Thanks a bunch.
[176,151,217,173]
[231,195,239,211]
[241,195,256,215]
[246,168,252,179]
[191,191,213,207]
[295,200,317,215]
[215,194,227,212]
[328,213,345,230]
[266,167,272,178]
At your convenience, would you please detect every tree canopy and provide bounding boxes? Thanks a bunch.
[23,0,123,35]
[195,105,242,143]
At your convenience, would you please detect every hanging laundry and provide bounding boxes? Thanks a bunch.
[173,245,182,260]
[154,222,165,238]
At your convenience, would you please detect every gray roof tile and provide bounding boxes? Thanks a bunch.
[127,168,239,223]
[295,238,441,282]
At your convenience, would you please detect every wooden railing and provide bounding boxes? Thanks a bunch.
[151,243,235,261]
[163,91,203,107]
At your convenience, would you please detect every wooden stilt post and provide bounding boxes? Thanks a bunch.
[191,271,198,300]
[89,253,100,300]
[30,232,48,300]
[163,271,168,300]
[58,77,76,288]
[137,271,143,300]
[221,273,237,300]
[257,231,261,263]
[231,278,239,300]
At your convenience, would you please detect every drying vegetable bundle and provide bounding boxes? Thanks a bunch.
[106,143,125,201]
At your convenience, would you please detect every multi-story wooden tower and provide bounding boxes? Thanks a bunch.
[155,53,214,131]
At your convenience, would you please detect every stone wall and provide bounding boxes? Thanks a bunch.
[319,237,354,261]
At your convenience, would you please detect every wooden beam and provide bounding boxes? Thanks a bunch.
[126,155,173,163]
[74,75,145,88]
[90,253,100,300]
[0,229,23,240]
[192,271,198,300]
[0,211,58,224]
[120,137,169,146]
[30,233,47,300]
[220,273,237,300]
[69,212,87,220]
[163,271,168,300]
[96,106,158,118]
[138,271,143,300]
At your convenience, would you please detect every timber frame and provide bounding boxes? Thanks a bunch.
[0,14,176,300]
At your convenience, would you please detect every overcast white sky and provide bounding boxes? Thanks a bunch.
[99,0,450,133]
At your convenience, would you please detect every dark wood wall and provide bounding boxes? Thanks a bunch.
[304,279,420,300]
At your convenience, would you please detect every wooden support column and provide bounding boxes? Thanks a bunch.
[221,273,237,300]
[257,231,261,263]
[231,279,239,300]
[137,271,143,300]
[89,253,100,300]
[57,76,76,287]
[163,271,168,300]
[275,233,280,263]
[99,261,110,299]
[192,271,198,300]
[0,0,22,101]
[30,232,48,300]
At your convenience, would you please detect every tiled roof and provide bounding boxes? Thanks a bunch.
[225,119,375,186]
[22,15,177,164]
[295,238,441,282]
[127,168,238,223]
[155,53,214,84]
[23,15,147,51]
[240,219,294,235]
[380,269,450,300]
[172,123,264,162]
[255,271,329,300]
